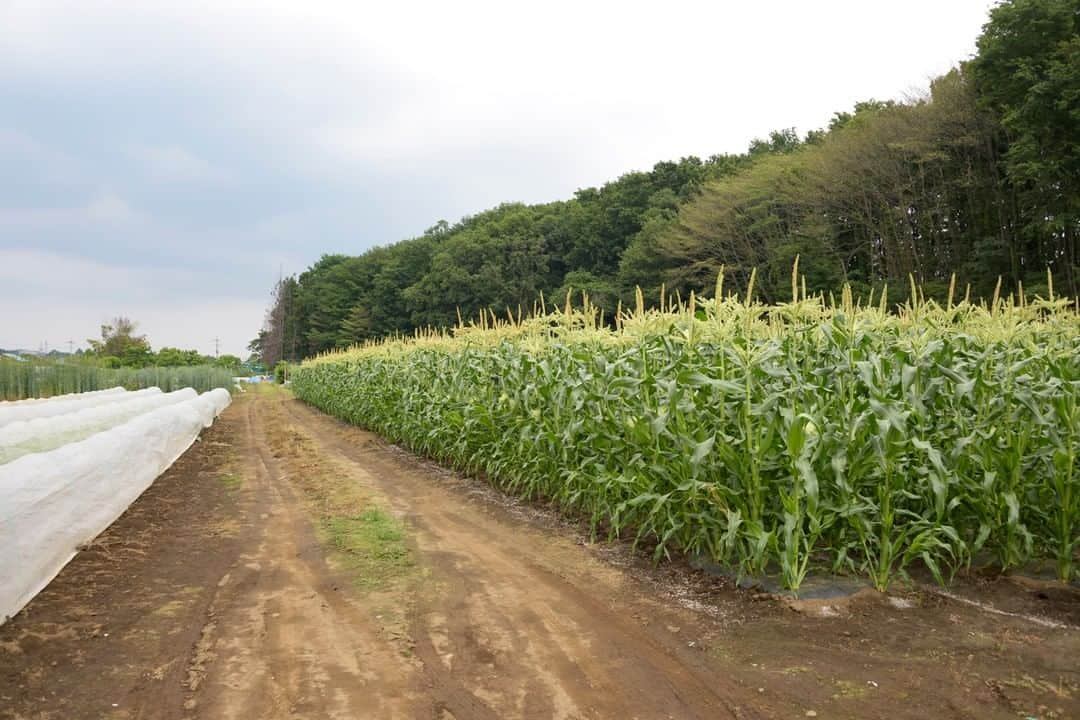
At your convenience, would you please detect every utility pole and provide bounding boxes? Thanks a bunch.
[213,337,220,358]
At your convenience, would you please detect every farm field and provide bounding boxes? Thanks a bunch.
[0,387,232,622]
[0,361,236,401]
[1,385,1077,720]
[295,285,1080,592]
[5,0,1078,717]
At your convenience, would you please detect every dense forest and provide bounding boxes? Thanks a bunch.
[255,0,1079,365]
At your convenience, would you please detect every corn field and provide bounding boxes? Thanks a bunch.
[0,361,236,400]
[293,272,1080,592]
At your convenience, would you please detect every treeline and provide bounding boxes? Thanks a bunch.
[83,316,244,371]
[257,0,1079,364]
[255,153,755,362]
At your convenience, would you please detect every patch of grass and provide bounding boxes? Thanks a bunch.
[254,381,290,398]
[324,508,412,591]
[259,395,415,596]
[832,679,869,699]
[219,472,243,490]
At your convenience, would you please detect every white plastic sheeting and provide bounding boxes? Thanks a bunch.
[0,388,198,465]
[0,387,126,406]
[0,388,231,623]
[0,388,160,428]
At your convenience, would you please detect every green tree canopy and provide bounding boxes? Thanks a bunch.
[88,317,153,367]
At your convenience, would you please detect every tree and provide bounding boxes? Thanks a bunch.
[338,304,375,345]
[971,0,1080,295]
[215,354,242,372]
[262,275,300,366]
[246,331,268,366]
[155,347,204,366]
[556,270,620,318]
[87,316,153,367]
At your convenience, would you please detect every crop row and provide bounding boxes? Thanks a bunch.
[294,283,1079,591]
[0,362,236,400]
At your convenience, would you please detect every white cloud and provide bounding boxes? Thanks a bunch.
[0,127,84,186]
[0,297,263,358]
[0,248,170,301]
[0,249,261,356]
[129,144,230,184]
[0,0,998,356]
[86,191,139,223]
[1,1,995,177]
[0,190,140,229]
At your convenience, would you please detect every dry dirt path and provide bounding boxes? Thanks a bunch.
[1,387,1077,720]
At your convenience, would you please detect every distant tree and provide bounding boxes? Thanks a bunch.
[403,204,552,328]
[617,209,682,301]
[247,331,268,366]
[154,347,203,366]
[261,276,300,366]
[215,354,242,372]
[338,304,375,346]
[88,317,153,367]
[556,270,621,318]
[748,127,801,157]
[971,0,1080,295]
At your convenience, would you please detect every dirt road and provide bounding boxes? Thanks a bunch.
[2,387,1077,719]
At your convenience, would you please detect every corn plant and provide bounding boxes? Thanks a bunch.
[293,274,1080,592]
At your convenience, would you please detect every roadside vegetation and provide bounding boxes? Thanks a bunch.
[294,272,1079,593]
[1,317,242,399]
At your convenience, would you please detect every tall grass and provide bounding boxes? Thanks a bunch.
[0,360,235,400]
[293,272,1079,591]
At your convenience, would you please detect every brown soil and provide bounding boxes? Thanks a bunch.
[1,387,1077,720]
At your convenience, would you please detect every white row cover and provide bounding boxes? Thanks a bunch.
[0,388,161,429]
[0,388,231,624]
[0,388,198,465]
[0,386,126,407]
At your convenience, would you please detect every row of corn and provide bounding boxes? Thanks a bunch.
[293,274,1079,591]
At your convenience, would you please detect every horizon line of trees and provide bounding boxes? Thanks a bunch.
[255,0,1079,366]
[74,316,245,371]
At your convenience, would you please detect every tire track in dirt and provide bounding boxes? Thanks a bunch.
[278,393,763,720]
[180,392,416,720]
[279,392,1080,720]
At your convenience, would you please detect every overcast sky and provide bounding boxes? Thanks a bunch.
[1,0,996,357]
